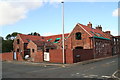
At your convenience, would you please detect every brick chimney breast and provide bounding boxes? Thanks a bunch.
[87,22,92,28]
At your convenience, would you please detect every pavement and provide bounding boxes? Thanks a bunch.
[4,55,118,67]
[2,55,118,79]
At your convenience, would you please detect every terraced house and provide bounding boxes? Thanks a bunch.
[13,22,113,63]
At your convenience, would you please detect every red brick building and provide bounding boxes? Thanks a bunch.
[111,36,120,55]
[13,22,113,63]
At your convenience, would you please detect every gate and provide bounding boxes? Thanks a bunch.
[13,52,17,60]
[44,52,50,61]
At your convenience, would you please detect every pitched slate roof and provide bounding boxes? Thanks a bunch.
[44,33,69,43]
[19,34,45,43]
[18,23,111,44]
[78,23,111,39]
[32,40,56,47]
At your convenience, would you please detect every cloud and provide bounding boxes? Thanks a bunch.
[50,0,119,2]
[43,32,54,36]
[112,8,120,17]
[111,29,118,36]
[0,0,64,26]
[1,0,117,26]
[49,0,64,3]
[0,0,43,26]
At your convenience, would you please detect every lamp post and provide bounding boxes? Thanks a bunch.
[93,28,95,59]
[61,1,65,65]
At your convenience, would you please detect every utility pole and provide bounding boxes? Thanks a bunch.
[93,28,95,59]
[61,1,65,65]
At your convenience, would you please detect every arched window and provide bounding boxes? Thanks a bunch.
[76,32,81,40]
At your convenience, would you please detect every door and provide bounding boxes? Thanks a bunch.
[44,52,50,61]
[14,52,17,60]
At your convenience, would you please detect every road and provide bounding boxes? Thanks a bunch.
[2,56,118,79]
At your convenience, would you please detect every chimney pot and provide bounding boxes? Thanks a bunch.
[96,25,102,31]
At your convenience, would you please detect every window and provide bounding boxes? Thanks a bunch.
[90,31,98,36]
[96,33,102,37]
[90,31,94,34]
[17,49,19,52]
[54,38,61,43]
[17,39,20,44]
[76,32,81,40]
[46,49,49,52]
[32,49,34,53]
[48,39,52,42]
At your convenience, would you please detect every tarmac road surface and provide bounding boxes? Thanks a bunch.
[2,56,118,79]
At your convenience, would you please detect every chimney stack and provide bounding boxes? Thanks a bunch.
[96,25,102,31]
[104,31,111,34]
[87,22,92,28]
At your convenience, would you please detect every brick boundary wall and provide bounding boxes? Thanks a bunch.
[34,50,44,63]
[65,49,74,64]
[49,49,94,64]
[49,49,63,63]
[0,52,13,61]
[50,49,95,64]
[73,49,94,63]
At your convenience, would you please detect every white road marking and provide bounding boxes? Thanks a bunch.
[83,74,98,78]
[112,70,119,78]
[106,61,116,65]
[71,73,81,77]
[27,67,62,73]
[102,61,116,67]
[89,74,98,77]
[83,76,89,78]
[84,66,96,72]
[101,76,112,78]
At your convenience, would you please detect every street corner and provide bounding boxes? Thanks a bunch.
[112,70,120,79]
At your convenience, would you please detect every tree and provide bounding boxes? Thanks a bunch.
[28,32,40,36]
[2,39,13,53]
[34,32,37,36]
[28,32,33,35]
[11,32,18,39]
[6,32,21,40]
[6,34,11,40]
[0,36,3,53]
[2,32,21,52]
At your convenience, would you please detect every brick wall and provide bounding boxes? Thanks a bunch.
[70,25,92,49]
[13,34,25,57]
[49,49,94,64]
[34,50,43,63]
[94,38,112,58]
[17,53,24,61]
[49,49,63,63]
[27,40,37,59]
[0,52,13,61]
[59,24,92,50]
[73,49,94,63]
[65,49,74,63]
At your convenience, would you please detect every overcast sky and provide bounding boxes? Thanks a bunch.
[0,0,119,38]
